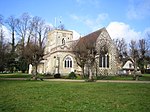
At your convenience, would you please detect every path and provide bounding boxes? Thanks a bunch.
[0,78,150,83]
[44,79,150,83]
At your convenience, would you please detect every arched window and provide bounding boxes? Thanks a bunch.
[64,57,72,68]
[62,38,65,45]
[99,53,109,68]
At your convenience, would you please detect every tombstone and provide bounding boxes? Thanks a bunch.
[28,64,32,74]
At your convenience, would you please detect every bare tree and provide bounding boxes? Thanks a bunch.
[139,39,148,57]
[0,13,51,74]
[16,13,32,56]
[138,39,149,73]
[0,20,10,72]
[129,40,140,80]
[15,13,33,72]
[86,42,97,80]
[0,21,5,72]
[31,16,51,48]
[24,16,51,80]
[5,16,17,53]
[0,15,5,72]
[73,40,88,77]
[113,38,128,61]
[24,41,44,79]
[73,36,97,80]
[130,40,139,68]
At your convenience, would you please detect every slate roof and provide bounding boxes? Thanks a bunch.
[76,27,105,47]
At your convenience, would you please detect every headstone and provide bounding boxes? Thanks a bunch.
[28,64,32,74]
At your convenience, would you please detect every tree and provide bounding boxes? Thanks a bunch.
[73,36,97,80]
[5,16,18,72]
[31,16,51,48]
[15,13,32,72]
[0,23,6,72]
[0,13,51,74]
[73,40,88,77]
[129,40,140,80]
[6,16,17,53]
[24,16,51,79]
[0,18,10,72]
[25,41,44,79]
[130,40,139,68]
[113,38,128,61]
[138,39,149,73]
[16,13,31,56]
[86,43,97,80]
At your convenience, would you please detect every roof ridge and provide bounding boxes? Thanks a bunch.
[75,27,106,47]
[83,27,106,38]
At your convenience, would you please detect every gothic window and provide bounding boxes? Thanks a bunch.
[64,57,72,68]
[62,38,65,45]
[99,53,109,68]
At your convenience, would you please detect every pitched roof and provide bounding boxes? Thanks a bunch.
[76,27,105,46]
[122,56,134,66]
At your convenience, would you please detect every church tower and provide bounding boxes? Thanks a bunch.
[45,29,73,54]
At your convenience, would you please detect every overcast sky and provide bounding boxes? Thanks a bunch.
[0,0,150,42]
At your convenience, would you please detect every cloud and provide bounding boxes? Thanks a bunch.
[127,0,150,19]
[143,27,150,45]
[84,13,108,31]
[143,27,150,36]
[0,25,11,42]
[106,22,142,43]
[71,30,81,40]
[70,13,109,32]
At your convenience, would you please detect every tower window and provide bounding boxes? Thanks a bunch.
[62,38,65,45]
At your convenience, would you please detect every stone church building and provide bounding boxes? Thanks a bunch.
[34,27,118,76]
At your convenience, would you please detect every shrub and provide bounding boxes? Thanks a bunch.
[68,72,77,79]
[54,73,61,78]
[76,74,82,79]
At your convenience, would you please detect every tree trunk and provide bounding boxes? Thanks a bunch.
[89,68,93,80]
[11,30,15,53]
[82,67,85,78]
[135,75,139,81]
[32,64,38,80]
[95,62,98,77]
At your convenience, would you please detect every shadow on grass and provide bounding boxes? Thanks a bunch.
[0,73,150,81]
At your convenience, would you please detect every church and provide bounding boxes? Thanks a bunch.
[35,27,118,76]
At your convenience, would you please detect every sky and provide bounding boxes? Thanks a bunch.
[0,0,150,42]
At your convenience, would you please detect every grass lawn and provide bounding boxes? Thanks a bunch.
[97,74,150,81]
[0,80,150,112]
[0,73,31,78]
[0,73,150,81]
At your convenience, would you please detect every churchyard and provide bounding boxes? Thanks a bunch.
[0,73,150,112]
[0,73,150,81]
